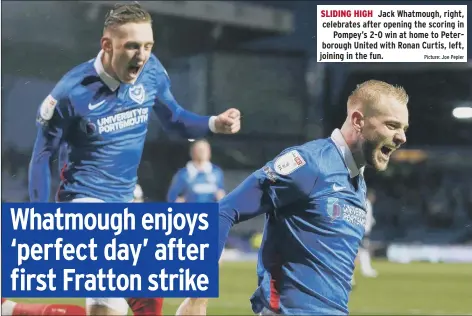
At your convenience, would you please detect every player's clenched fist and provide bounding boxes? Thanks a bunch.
[214,108,241,134]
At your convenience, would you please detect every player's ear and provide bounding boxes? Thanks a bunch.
[350,110,364,132]
[101,36,113,53]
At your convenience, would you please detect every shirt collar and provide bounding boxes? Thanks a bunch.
[93,50,120,92]
[186,161,213,180]
[330,128,364,178]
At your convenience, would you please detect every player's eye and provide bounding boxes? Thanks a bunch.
[386,122,398,130]
[125,42,140,50]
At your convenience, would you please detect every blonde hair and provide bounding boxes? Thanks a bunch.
[347,80,409,113]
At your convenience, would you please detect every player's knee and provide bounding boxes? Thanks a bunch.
[86,298,128,315]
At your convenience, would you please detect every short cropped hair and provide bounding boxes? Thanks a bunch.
[347,80,409,111]
[104,2,152,30]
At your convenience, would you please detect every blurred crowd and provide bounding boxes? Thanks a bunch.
[367,162,472,245]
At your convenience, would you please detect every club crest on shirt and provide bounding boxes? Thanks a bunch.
[274,150,306,175]
[129,84,146,104]
[80,118,97,136]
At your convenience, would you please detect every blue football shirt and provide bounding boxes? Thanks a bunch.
[167,161,225,203]
[218,129,367,315]
[29,51,216,202]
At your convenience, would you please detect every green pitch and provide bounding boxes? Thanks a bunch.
[12,260,472,315]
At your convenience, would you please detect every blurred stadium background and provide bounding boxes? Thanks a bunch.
[2,1,472,315]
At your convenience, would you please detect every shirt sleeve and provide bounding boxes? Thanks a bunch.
[217,148,317,258]
[28,86,73,202]
[152,68,214,139]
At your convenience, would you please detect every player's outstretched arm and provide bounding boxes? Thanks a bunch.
[174,172,270,316]
[217,148,316,258]
[153,73,240,139]
[29,94,72,202]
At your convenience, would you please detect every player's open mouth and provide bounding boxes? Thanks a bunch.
[128,66,141,77]
[380,146,394,159]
